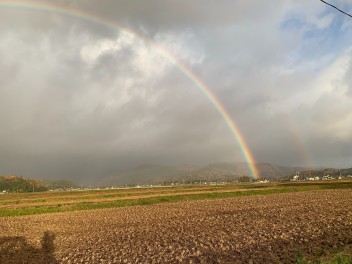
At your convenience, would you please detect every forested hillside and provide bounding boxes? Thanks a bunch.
[0,176,47,192]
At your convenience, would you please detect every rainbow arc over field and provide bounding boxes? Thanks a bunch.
[0,0,260,179]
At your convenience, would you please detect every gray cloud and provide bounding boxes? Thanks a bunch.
[0,1,352,183]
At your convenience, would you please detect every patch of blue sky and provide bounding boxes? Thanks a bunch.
[279,1,352,72]
[302,11,351,58]
[280,13,306,31]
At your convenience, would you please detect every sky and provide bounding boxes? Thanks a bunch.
[0,0,352,182]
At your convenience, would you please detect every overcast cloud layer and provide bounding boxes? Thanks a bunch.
[0,0,352,182]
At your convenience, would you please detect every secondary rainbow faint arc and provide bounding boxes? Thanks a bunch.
[0,0,260,179]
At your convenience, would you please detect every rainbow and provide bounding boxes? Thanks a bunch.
[0,0,260,178]
[265,87,312,169]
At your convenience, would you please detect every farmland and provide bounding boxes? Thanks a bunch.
[0,181,351,263]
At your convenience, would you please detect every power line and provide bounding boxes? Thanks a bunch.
[320,0,352,18]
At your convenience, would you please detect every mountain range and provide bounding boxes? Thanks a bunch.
[96,162,305,186]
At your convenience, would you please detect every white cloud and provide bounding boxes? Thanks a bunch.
[154,31,205,66]
[80,32,134,64]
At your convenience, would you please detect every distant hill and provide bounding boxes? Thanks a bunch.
[256,163,304,179]
[0,176,48,192]
[0,176,79,193]
[96,162,305,186]
[98,164,199,186]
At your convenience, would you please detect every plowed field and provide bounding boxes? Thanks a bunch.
[0,188,351,263]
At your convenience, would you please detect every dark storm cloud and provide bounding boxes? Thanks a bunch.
[66,0,272,31]
[0,15,234,182]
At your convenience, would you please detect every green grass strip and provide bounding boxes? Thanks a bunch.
[1,182,351,217]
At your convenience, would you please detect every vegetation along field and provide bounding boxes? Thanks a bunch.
[0,181,351,263]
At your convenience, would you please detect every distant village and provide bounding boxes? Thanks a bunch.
[290,169,352,181]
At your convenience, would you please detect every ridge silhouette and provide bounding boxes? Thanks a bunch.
[0,231,58,264]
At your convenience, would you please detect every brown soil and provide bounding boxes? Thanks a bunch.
[0,188,267,209]
[0,189,351,263]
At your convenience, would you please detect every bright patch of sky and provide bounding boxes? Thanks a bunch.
[279,1,352,73]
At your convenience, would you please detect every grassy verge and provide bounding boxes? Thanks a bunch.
[295,245,352,264]
[0,181,351,217]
